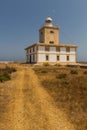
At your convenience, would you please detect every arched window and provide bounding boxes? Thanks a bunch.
[49,41,54,44]
[50,30,54,33]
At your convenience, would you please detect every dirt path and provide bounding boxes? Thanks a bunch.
[0,65,75,130]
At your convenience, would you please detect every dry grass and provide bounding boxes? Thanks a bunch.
[0,63,87,130]
[0,64,75,130]
[33,65,87,130]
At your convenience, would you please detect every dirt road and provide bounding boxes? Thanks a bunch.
[0,65,75,130]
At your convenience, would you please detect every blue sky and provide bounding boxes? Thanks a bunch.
[0,0,87,61]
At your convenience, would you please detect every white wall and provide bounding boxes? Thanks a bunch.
[38,54,57,62]
[34,54,36,62]
[60,47,66,54]
[27,49,30,54]
[33,46,36,53]
[70,48,75,54]
[70,55,76,62]
[49,54,56,62]
[50,47,56,52]
[27,45,76,63]
[38,46,45,52]
[38,54,45,62]
[60,55,66,62]
[27,55,30,62]
[37,54,76,63]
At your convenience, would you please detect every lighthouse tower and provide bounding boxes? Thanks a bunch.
[39,17,59,44]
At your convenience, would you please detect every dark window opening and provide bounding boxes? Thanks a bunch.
[67,56,69,61]
[30,55,31,63]
[49,41,54,44]
[50,30,54,33]
[46,55,49,61]
[57,56,59,61]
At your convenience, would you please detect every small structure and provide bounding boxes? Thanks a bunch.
[25,17,77,64]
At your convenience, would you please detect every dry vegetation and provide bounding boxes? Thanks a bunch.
[33,65,87,130]
[0,63,87,130]
[0,65,16,82]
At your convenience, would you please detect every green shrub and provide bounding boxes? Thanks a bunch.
[0,66,16,83]
[83,71,87,74]
[70,70,78,74]
[0,73,11,82]
[43,62,49,66]
[56,73,67,79]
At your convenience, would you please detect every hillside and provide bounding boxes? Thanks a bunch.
[0,63,87,130]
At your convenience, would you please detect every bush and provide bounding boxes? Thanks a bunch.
[0,66,16,83]
[43,62,49,66]
[56,73,67,79]
[83,71,87,74]
[0,73,11,82]
[70,70,78,74]
[5,66,16,73]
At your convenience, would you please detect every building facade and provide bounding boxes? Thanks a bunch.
[25,17,77,64]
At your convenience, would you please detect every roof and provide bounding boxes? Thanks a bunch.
[25,42,77,50]
[45,17,52,22]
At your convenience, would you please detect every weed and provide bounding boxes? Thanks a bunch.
[61,81,69,87]
[70,70,78,74]
[43,62,49,66]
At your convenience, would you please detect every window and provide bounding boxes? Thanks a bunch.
[46,55,49,61]
[66,47,70,52]
[57,55,60,61]
[67,55,69,61]
[49,41,54,44]
[45,46,49,51]
[50,30,54,33]
[56,47,60,52]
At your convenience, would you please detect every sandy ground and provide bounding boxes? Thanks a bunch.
[0,65,75,130]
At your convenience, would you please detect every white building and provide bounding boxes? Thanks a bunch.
[25,17,77,64]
